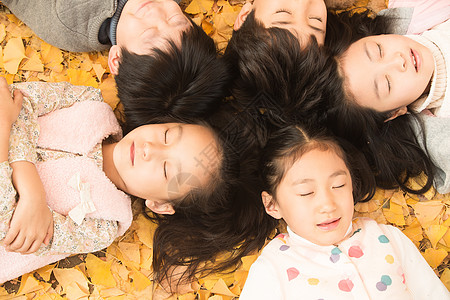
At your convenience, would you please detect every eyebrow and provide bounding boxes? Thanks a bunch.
[292,170,348,186]
[364,42,380,99]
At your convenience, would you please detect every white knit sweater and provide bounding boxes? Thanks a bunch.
[408,19,450,117]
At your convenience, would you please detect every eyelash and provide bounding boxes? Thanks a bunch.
[163,129,168,179]
[299,192,313,197]
[309,17,323,22]
[333,184,345,189]
[377,43,383,57]
[276,9,292,14]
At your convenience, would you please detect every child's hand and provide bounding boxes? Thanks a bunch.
[0,77,23,129]
[3,194,53,254]
[3,161,53,254]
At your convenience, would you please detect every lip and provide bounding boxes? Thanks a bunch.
[317,218,341,231]
[411,49,420,72]
[130,142,135,166]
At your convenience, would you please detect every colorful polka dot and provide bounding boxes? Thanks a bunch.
[286,267,299,281]
[280,245,290,251]
[338,279,354,292]
[348,246,364,258]
[331,247,342,255]
[376,275,392,291]
[376,282,387,291]
[381,275,392,285]
[330,254,340,263]
[385,255,394,264]
[378,235,389,243]
[308,278,319,285]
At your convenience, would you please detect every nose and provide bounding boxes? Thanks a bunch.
[386,53,406,72]
[319,189,337,214]
[141,142,164,161]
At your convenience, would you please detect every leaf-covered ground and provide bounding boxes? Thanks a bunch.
[0,0,448,299]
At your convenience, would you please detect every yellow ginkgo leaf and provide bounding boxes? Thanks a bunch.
[67,68,98,88]
[85,253,117,288]
[210,278,237,297]
[402,218,423,243]
[16,273,44,295]
[383,201,405,226]
[0,23,6,43]
[178,292,196,300]
[36,264,56,282]
[135,213,156,249]
[424,225,448,248]
[422,248,448,269]
[99,287,125,298]
[440,268,450,291]
[99,75,119,109]
[412,200,444,228]
[216,1,239,26]
[198,289,211,300]
[140,246,153,270]
[65,282,89,300]
[92,63,105,82]
[53,267,89,293]
[241,255,258,271]
[3,37,26,74]
[118,241,141,265]
[185,0,214,14]
[234,270,248,289]
[22,50,44,72]
[130,270,152,291]
[40,41,64,73]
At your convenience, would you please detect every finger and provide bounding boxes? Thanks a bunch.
[43,224,53,245]
[13,89,23,107]
[14,235,34,253]
[2,226,20,246]
[6,232,25,251]
[24,240,41,254]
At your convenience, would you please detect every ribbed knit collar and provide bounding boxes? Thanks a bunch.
[109,0,128,45]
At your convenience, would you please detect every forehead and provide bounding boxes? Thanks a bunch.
[283,147,347,180]
[252,0,326,46]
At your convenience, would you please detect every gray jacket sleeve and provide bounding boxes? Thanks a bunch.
[2,0,116,52]
[377,7,414,35]
[412,115,450,194]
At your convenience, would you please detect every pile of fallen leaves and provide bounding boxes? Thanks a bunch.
[0,0,448,299]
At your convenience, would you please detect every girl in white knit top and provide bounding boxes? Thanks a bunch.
[338,16,449,120]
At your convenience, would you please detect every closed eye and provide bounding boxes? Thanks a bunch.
[276,9,292,14]
[163,161,167,179]
[309,16,323,22]
[164,129,168,144]
[377,43,382,57]
[299,192,313,197]
[333,184,345,189]
[386,75,391,92]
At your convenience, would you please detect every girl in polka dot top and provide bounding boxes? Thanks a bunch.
[240,125,449,299]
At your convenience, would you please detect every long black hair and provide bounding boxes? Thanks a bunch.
[149,103,278,288]
[324,9,436,194]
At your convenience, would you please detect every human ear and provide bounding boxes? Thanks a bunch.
[108,45,122,76]
[385,106,408,122]
[145,199,175,215]
[261,191,282,219]
[234,2,253,30]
